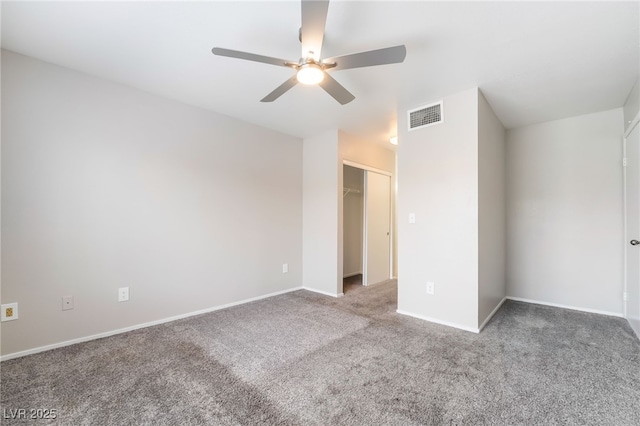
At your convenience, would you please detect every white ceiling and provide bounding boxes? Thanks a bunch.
[2,1,638,149]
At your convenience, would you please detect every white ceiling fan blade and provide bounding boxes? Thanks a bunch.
[325,45,407,71]
[212,47,291,67]
[301,0,329,61]
[319,73,355,105]
[261,75,299,102]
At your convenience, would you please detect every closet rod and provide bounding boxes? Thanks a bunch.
[343,187,362,197]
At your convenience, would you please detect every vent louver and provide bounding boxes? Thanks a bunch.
[408,101,443,131]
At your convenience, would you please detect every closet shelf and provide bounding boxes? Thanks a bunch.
[343,187,362,197]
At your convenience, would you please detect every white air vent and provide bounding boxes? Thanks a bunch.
[408,101,443,131]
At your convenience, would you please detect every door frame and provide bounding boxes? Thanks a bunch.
[343,160,393,288]
[623,111,640,319]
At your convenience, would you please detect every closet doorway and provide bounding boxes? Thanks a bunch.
[343,163,392,293]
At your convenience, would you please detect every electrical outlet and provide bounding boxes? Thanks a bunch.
[1,303,19,321]
[426,281,435,295]
[409,213,416,224]
[282,263,289,273]
[62,295,74,311]
[118,287,129,302]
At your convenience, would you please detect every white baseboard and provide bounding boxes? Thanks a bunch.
[0,286,304,362]
[506,297,624,318]
[396,309,479,333]
[4,290,626,361]
[478,297,507,331]
[302,287,344,298]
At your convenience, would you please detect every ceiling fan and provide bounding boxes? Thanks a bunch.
[211,0,406,105]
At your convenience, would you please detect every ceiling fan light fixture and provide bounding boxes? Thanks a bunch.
[296,63,324,85]
[212,0,406,103]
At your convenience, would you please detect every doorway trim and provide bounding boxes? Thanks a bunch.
[623,111,640,319]
[342,160,394,292]
[343,160,392,177]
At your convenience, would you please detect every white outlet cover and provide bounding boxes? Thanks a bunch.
[62,295,74,311]
[1,303,19,321]
[282,263,289,273]
[409,213,416,223]
[426,281,435,295]
[118,287,130,302]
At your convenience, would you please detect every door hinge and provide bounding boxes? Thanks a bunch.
[623,158,627,167]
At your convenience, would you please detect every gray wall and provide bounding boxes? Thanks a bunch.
[399,91,624,329]
[478,91,507,326]
[397,88,480,330]
[1,50,303,356]
[506,108,624,315]
[302,131,340,296]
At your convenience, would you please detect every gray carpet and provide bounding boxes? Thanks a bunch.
[1,281,639,425]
